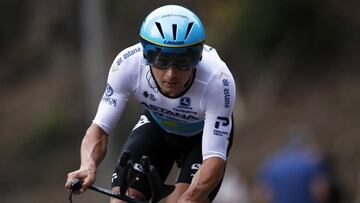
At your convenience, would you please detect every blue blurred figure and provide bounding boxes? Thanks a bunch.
[253,132,330,203]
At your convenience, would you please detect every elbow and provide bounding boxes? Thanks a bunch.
[202,157,226,184]
[180,157,225,201]
[195,157,225,189]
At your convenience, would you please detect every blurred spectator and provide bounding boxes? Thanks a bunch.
[252,132,331,203]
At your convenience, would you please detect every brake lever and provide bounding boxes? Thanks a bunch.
[68,179,82,203]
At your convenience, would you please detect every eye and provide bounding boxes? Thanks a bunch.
[175,57,195,67]
[156,58,171,67]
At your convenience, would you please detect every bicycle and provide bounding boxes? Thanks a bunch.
[68,151,175,203]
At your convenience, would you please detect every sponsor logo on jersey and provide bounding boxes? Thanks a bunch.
[203,46,214,52]
[123,47,141,59]
[105,83,113,96]
[214,116,230,136]
[176,97,193,112]
[143,91,157,101]
[101,83,117,107]
[222,79,231,108]
[112,47,141,71]
[111,172,117,183]
[133,115,151,131]
[191,163,201,170]
[214,130,228,136]
[190,163,201,177]
[115,57,123,66]
[180,97,191,107]
[141,102,198,121]
[215,116,229,128]
[173,107,197,115]
[218,73,232,108]
[101,96,117,107]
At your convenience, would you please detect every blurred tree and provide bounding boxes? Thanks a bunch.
[81,0,107,117]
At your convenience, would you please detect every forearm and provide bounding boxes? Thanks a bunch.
[80,124,109,174]
[181,157,225,202]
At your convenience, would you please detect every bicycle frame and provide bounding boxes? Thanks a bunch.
[68,151,175,203]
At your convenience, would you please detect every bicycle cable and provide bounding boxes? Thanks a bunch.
[68,179,81,203]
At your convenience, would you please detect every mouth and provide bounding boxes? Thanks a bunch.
[163,81,179,87]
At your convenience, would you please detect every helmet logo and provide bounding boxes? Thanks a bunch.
[163,40,185,45]
[184,22,194,40]
[161,14,189,19]
[155,22,165,39]
[140,5,205,54]
[172,24,177,40]
[155,21,194,41]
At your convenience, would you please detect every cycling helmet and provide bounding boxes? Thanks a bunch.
[140,5,205,67]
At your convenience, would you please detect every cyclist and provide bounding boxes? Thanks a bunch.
[65,5,236,203]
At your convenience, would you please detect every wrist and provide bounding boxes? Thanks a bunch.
[80,162,97,174]
[179,191,202,203]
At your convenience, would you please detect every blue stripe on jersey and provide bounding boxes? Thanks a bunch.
[149,111,204,136]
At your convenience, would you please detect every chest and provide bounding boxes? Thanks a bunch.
[133,69,206,122]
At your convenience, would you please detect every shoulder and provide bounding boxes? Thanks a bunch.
[196,44,234,85]
[106,43,145,90]
[110,43,144,72]
[197,45,236,111]
[201,45,227,69]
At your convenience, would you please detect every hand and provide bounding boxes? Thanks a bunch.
[178,197,198,203]
[178,192,204,203]
[65,167,96,194]
[177,198,192,203]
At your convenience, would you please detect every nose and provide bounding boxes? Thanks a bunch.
[165,66,178,78]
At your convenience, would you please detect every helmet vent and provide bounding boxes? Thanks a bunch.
[172,24,177,40]
[184,22,194,40]
[155,22,165,39]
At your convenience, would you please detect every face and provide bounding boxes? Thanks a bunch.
[151,65,194,97]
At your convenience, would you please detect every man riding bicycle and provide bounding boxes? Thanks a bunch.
[65,5,236,203]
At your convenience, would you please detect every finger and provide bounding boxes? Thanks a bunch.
[81,175,95,189]
[65,171,87,189]
[79,188,86,194]
[65,176,74,189]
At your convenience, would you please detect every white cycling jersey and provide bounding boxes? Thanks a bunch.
[93,43,236,160]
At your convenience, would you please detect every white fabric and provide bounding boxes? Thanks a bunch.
[93,43,236,160]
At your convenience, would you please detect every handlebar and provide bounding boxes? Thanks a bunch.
[68,152,174,203]
[69,178,147,203]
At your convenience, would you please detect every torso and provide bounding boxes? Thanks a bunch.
[93,43,236,160]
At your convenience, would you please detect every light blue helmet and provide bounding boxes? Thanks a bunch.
[140,5,205,64]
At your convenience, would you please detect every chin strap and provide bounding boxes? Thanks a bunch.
[183,68,196,88]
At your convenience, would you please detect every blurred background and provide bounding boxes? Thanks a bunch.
[1,0,359,202]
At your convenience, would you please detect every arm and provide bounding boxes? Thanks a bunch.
[65,124,108,193]
[64,46,138,192]
[179,157,225,203]
[178,67,235,202]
